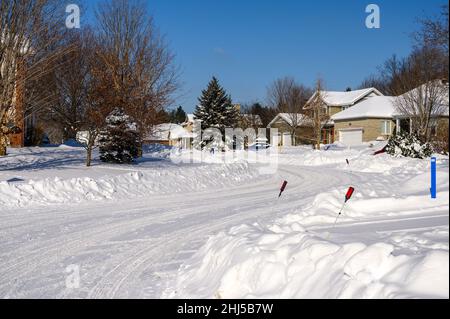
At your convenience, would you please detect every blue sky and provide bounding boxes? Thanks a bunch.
[78,0,446,112]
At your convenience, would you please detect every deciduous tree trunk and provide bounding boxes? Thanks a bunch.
[86,146,92,167]
[0,127,9,156]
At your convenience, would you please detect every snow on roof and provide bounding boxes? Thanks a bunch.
[267,113,312,127]
[331,96,396,121]
[186,114,195,123]
[148,123,192,140]
[305,88,383,108]
[393,81,449,117]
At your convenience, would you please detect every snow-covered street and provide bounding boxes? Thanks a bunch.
[0,145,448,298]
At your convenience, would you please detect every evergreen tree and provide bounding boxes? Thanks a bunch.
[99,107,139,164]
[193,77,239,149]
[169,106,187,124]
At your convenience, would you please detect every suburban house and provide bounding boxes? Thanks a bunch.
[145,123,192,149]
[267,113,313,146]
[303,87,384,144]
[331,81,449,145]
[331,96,397,145]
[182,114,196,134]
[393,81,449,137]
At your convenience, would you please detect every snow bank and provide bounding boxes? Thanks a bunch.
[277,145,448,175]
[167,222,449,299]
[166,155,449,299]
[279,166,449,226]
[0,163,261,208]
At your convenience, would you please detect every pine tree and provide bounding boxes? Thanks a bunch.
[169,106,187,124]
[193,77,239,149]
[99,107,140,164]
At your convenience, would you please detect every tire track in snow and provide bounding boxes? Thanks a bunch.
[0,168,283,296]
[84,166,351,298]
[0,165,358,298]
[0,172,276,251]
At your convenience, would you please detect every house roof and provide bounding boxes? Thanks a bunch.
[305,87,383,108]
[267,113,312,127]
[185,114,195,123]
[331,82,450,121]
[147,123,192,140]
[393,81,449,117]
[331,96,396,121]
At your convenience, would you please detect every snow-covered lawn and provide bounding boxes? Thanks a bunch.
[0,144,448,298]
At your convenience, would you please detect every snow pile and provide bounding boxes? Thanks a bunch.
[277,145,447,174]
[167,222,449,299]
[147,123,192,140]
[0,162,261,208]
[277,147,361,167]
[166,156,449,299]
[281,165,449,226]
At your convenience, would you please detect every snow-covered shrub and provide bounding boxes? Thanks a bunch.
[386,132,433,159]
[98,107,139,164]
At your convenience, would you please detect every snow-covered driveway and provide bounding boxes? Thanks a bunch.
[0,146,448,299]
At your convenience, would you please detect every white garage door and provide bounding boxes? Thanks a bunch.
[339,129,363,146]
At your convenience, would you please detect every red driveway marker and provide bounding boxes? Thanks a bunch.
[330,187,356,236]
[278,181,288,198]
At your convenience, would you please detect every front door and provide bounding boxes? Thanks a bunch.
[399,119,411,134]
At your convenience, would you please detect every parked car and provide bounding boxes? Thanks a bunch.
[248,142,271,151]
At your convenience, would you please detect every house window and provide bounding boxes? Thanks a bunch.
[342,105,351,110]
[381,121,391,135]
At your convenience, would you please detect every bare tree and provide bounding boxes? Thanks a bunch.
[0,0,69,155]
[381,47,448,142]
[415,4,449,83]
[80,42,117,167]
[414,4,449,56]
[305,78,329,150]
[359,5,449,98]
[395,79,448,142]
[358,74,389,94]
[36,29,96,142]
[267,77,311,145]
[94,0,179,155]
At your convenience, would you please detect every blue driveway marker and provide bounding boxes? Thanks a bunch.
[431,157,437,199]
